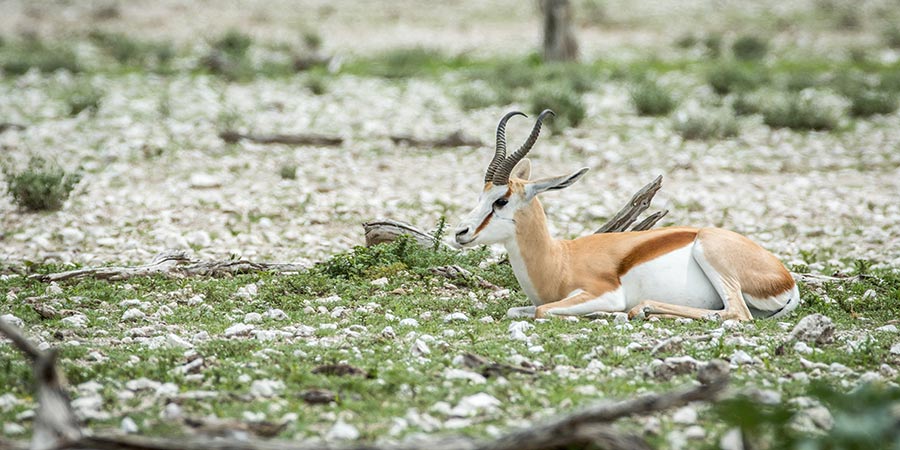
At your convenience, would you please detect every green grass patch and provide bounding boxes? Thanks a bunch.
[2,156,82,212]
[630,79,677,116]
[672,107,739,140]
[707,62,768,95]
[761,91,844,131]
[0,39,82,75]
[528,82,587,131]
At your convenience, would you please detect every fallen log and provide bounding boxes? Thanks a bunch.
[219,130,343,147]
[389,130,483,148]
[0,316,730,450]
[29,251,307,283]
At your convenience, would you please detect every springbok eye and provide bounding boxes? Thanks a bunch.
[493,198,509,209]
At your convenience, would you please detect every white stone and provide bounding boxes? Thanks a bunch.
[875,324,898,333]
[224,323,255,337]
[161,402,182,420]
[166,334,193,349]
[371,277,389,286]
[444,368,487,384]
[3,422,25,435]
[719,428,744,450]
[326,419,359,440]
[450,393,501,417]
[508,321,534,341]
[0,314,23,328]
[891,343,900,355]
[684,425,706,440]
[793,341,813,354]
[381,326,396,339]
[789,314,835,345]
[60,227,85,244]
[189,173,222,188]
[250,379,285,398]
[0,393,18,412]
[126,378,161,391]
[122,308,146,320]
[443,312,469,322]
[479,316,495,323]
[244,312,263,323]
[730,349,753,365]
[265,308,288,320]
[411,339,431,356]
[399,318,419,327]
[61,314,88,328]
[672,406,697,424]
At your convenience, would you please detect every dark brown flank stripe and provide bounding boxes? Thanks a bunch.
[617,230,698,277]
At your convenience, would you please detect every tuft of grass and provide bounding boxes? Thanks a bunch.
[59,81,104,116]
[355,47,468,79]
[456,84,500,110]
[528,82,587,131]
[0,39,82,75]
[732,35,769,61]
[761,91,844,131]
[279,163,298,180]
[630,80,677,116]
[2,157,82,212]
[731,90,770,116]
[302,30,323,52]
[88,31,175,69]
[880,70,900,92]
[303,72,328,95]
[847,89,899,117]
[882,24,900,49]
[707,63,767,95]
[213,29,253,57]
[703,33,723,58]
[672,107,739,140]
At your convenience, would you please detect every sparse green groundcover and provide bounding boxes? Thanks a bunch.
[2,157,82,212]
[1,240,898,447]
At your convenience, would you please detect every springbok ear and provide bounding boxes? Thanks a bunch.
[511,158,531,181]
[525,167,589,199]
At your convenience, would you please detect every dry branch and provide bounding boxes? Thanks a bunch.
[389,130,483,148]
[0,122,26,133]
[363,219,445,248]
[219,130,343,147]
[594,175,668,233]
[1,315,731,450]
[30,251,306,283]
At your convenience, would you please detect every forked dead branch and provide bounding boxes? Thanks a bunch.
[0,316,730,450]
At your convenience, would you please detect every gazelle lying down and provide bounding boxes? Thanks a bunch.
[454,110,800,321]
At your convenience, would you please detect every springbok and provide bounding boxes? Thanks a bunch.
[453,110,800,321]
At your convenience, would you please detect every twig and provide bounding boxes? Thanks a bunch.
[595,175,668,234]
[30,251,307,283]
[389,130,483,148]
[461,353,536,377]
[0,122,26,133]
[219,131,343,147]
[363,219,446,249]
[430,266,503,291]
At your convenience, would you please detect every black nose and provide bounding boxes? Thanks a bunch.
[455,227,470,237]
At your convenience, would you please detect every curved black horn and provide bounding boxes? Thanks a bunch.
[492,109,555,185]
[485,111,527,183]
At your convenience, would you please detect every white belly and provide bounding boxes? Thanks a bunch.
[619,243,722,310]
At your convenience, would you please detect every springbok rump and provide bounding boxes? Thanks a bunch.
[453,110,800,321]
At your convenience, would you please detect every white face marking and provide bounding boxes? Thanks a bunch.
[453,185,526,247]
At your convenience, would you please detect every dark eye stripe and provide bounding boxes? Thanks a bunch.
[474,212,493,234]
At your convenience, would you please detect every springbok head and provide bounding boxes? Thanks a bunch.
[454,110,589,247]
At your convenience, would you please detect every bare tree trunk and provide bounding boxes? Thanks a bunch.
[540,0,579,62]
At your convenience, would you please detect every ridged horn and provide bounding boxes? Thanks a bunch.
[485,111,527,183]
[492,109,555,185]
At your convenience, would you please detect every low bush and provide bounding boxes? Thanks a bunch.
[3,157,82,211]
[761,91,844,131]
[707,63,767,95]
[528,82,587,131]
[630,80,677,116]
[732,35,769,61]
[672,107,739,140]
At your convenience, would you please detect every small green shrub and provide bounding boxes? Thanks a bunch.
[882,24,900,48]
[302,30,323,51]
[847,89,899,117]
[362,47,464,79]
[880,71,900,92]
[707,63,766,95]
[762,91,843,131]
[732,35,768,61]
[731,91,769,116]
[279,164,298,180]
[529,83,587,131]
[703,33,723,58]
[88,31,175,69]
[303,72,328,95]
[0,40,82,75]
[213,29,253,57]
[630,80,677,116]
[60,82,104,116]
[672,107,739,140]
[783,71,820,91]
[675,33,699,49]
[457,84,500,110]
[3,157,82,211]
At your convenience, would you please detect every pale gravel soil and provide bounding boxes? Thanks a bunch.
[1,73,899,269]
